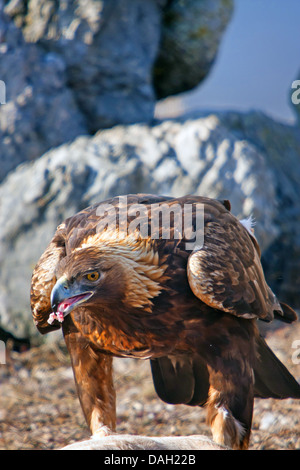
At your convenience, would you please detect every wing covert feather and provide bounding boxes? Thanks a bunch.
[187,208,281,321]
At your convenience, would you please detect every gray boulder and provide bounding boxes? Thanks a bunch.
[4,0,164,133]
[154,0,234,98]
[0,0,235,183]
[0,5,87,182]
[0,110,299,337]
[4,0,234,117]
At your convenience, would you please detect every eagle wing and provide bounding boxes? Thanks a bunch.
[30,225,67,334]
[186,200,283,322]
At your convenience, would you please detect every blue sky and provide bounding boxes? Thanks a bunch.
[158,0,300,124]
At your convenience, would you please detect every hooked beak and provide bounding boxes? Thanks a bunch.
[50,276,93,323]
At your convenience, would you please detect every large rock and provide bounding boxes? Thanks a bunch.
[1,0,167,181]
[4,0,234,115]
[153,0,234,98]
[0,4,87,182]
[4,0,165,133]
[0,0,235,182]
[0,111,299,337]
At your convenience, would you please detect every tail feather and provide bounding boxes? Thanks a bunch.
[150,355,209,406]
[274,302,299,324]
[254,335,300,399]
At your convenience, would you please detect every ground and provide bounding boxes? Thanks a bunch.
[0,320,299,450]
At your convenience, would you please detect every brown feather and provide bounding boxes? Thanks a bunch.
[30,194,300,449]
[187,206,279,321]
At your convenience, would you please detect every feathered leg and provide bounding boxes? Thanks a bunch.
[63,319,116,436]
[206,367,254,449]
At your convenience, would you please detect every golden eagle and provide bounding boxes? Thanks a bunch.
[30,194,300,449]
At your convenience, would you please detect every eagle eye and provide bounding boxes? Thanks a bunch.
[85,271,100,282]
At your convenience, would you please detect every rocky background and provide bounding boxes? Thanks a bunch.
[0,0,299,450]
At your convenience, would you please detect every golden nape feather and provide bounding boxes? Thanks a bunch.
[30,194,300,450]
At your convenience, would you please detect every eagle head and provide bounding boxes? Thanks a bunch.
[48,246,128,324]
[48,242,166,324]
